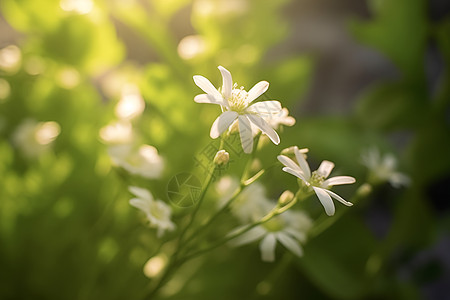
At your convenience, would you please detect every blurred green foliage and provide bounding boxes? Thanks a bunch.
[0,0,449,299]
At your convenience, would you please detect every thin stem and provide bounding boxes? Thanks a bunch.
[181,204,282,263]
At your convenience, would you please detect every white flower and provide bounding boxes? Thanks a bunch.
[99,120,134,145]
[12,119,61,158]
[193,66,282,153]
[115,84,145,120]
[216,176,272,223]
[230,210,312,262]
[109,144,164,179]
[129,186,175,237]
[278,146,356,216]
[266,107,296,129]
[361,147,410,188]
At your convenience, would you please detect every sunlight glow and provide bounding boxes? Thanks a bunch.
[0,45,21,73]
[60,0,94,14]
[143,254,167,278]
[177,35,206,60]
[115,84,145,119]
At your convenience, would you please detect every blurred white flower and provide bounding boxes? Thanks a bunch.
[115,84,145,120]
[230,210,312,262]
[99,120,134,145]
[193,66,282,153]
[216,176,273,223]
[278,146,355,216]
[12,119,61,158]
[361,147,410,188]
[177,35,206,60]
[129,186,175,237]
[109,144,163,179]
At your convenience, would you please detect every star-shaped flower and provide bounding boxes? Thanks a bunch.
[361,147,410,188]
[129,186,175,237]
[193,66,282,153]
[230,210,312,262]
[278,146,356,216]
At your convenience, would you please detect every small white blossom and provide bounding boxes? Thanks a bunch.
[12,119,61,158]
[216,176,272,223]
[129,186,175,237]
[230,210,312,262]
[115,84,145,120]
[361,147,410,188]
[99,120,134,145]
[278,146,356,216]
[109,144,164,179]
[193,66,282,153]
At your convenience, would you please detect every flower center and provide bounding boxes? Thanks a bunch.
[150,202,166,221]
[263,216,285,232]
[227,85,249,113]
[310,171,326,187]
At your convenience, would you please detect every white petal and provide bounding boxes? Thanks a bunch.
[276,232,303,257]
[194,94,228,107]
[128,186,153,201]
[294,147,311,179]
[284,228,307,243]
[389,173,411,188]
[313,187,335,216]
[322,176,356,188]
[282,167,309,184]
[193,75,222,99]
[259,234,277,262]
[317,160,335,178]
[210,111,238,139]
[247,81,269,103]
[246,101,282,115]
[218,66,232,100]
[246,114,280,145]
[129,198,150,212]
[238,115,254,154]
[324,189,353,207]
[228,226,266,247]
[277,155,302,173]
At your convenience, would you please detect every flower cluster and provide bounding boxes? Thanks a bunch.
[193,66,288,153]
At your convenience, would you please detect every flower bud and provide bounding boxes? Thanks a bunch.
[278,190,295,206]
[213,150,229,166]
[281,146,309,157]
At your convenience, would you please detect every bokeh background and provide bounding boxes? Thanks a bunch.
[1,0,449,299]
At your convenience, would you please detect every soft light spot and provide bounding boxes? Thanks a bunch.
[60,0,93,14]
[115,84,145,119]
[256,281,272,295]
[0,45,21,73]
[143,254,167,278]
[35,122,61,145]
[193,0,214,16]
[24,56,46,75]
[0,78,11,101]
[57,67,80,89]
[99,120,133,144]
[177,35,206,60]
[98,237,119,263]
[53,197,74,218]
[56,68,80,90]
